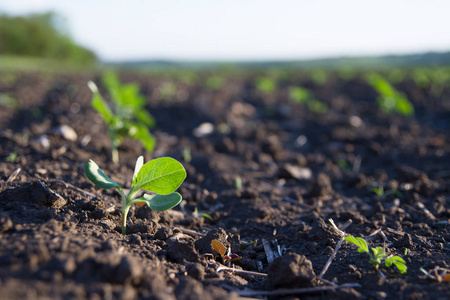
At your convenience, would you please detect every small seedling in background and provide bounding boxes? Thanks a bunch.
[255,77,276,94]
[0,93,18,109]
[240,240,257,250]
[87,71,155,163]
[344,235,407,276]
[5,152,20,163]
[366,73,414,116]
[206,75,224,90]
[311,69,327,85]
[370,185,402,199]
[337,159,352,171]
[193,207,212,220]
[182,146,192,163]
[289,86,327,114]
[212,240,242,265]
[158,81,177,100]
[235,176,242,190]
[85,156,186,235]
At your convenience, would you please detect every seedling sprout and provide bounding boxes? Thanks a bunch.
[212,239,242,265]
[85,156,186,235]
[344,235,407,276]
[366,73,414,116]
[87,71,155,163]
[370,185,402,199]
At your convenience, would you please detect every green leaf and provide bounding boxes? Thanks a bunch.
[386,256,407,274]
[393,261,407,274]
[141,192,182,211]
[372,247,386,259]
[133,157,186,195]
[133,156,144,181]
[102,70,121,103]
[88,81,114,125]
[135,109,156,128]
[127,123,155,152]
[356,237,369,253]
[84,160,120,190]
[345,236,369,253]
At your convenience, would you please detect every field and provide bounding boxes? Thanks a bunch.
[0,65,449,299]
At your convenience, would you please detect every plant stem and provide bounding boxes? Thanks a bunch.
[117,186,128,235]
[122,206,129,235]
[112,147,119,164]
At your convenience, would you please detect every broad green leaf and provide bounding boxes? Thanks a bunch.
[372,247,385,258]
[344,236,360,247]
[133,156,144,181]
[84,160,120,190]
[127,123,155,152]
[385,258,392,267]
[102,70,121,104]
[134,157,186,194]
[393,261,407,274]
[390,256,406,264]
[119,83,144,107]
[345,236,369,253]
[88,81,114,124]
[135,109,156,128]
[386,256,407,273]
[141,192,182,211]
[355,237,368,252]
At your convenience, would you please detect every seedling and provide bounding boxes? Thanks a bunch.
[206,75,224,90]
[235,176,242,190]
[5,152,20,163]
[193,207,212,220]
[85,156,186,235]
[182,146,192,163]
[344,235,407,275]
[289,86,327,114]
[366,73,414,116]
[212,240,242,265]
[255,77,276,94]
[240,240,257,250]
[370,185,402,199]
[87,71,155,163]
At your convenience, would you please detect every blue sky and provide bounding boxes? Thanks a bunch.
[1,0,449,61]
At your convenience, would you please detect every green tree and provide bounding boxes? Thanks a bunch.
[0,12,96,65]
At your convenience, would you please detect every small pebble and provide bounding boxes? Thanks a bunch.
[55,125,77,141]
[193,122,214,137]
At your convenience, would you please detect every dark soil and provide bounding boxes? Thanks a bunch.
[0,69,449,299]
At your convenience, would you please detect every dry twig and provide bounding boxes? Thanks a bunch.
[317,219,352,280]
[217,265,268,278]
[6,168,21,183]
[175,227,206,237]
[262,238,275,264]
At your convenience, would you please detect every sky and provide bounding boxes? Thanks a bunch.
[1,0,450,62]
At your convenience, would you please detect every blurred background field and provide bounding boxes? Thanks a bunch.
[1,1,450,72]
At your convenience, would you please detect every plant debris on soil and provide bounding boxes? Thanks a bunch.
[0,69,449,299]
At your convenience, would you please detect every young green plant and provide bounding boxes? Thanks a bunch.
[344,235,407,276]
[366,73,414,116]
[370,185,402,199]
[87,71,155,163]
[85,156,186,235]
[289,86,327,114]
